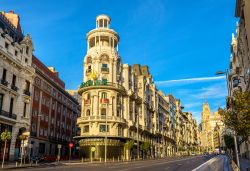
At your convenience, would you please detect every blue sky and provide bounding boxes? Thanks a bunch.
[2,0,236,123]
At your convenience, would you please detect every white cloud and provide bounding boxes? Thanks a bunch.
[156,75,226,87]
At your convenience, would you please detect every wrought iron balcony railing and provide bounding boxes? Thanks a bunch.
[23,89,31,96]
[0,110,17,120]
[11,84,19,91]
[0,79,9,86]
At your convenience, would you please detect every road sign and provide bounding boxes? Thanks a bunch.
[69,143,74,148]
[58,144,62,149]
[91,147,96,152]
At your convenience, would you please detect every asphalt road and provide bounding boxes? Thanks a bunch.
[14,155,221,171]
[192,155,231,171]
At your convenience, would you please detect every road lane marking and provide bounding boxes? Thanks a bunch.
[191,156,220,171]
[119,156,201,171]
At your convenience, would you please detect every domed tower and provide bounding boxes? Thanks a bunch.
[84,14,121,84]
[77,15,126,160]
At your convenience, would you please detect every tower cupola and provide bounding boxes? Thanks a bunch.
[96,14,111,28]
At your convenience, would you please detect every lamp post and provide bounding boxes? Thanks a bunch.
[216,70,240,167]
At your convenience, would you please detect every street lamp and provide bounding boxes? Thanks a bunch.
[216,70,240,167]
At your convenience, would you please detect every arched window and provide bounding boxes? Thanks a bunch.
[101,92,107,99]
[86,109,90,116]
[86,93,91,100]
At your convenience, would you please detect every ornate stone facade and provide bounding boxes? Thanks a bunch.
[76,15,200,160]
[200,102,224,151]
[0,11,35,160]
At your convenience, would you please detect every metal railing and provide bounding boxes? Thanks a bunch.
[23,89,31,96]
[0,79,8,86]
[0,110,17,120]
[77,115,126,123]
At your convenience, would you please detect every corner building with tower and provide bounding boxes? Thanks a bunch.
[76,15,200,160]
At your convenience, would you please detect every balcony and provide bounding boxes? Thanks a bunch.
[100,98,109,104]
[0,79,8,87]
[11,84,18,91]
[79,81,126,95]
[101,67,109,73]
[77,115,126,124]
[23,89,31,96]
[0,110,17,120]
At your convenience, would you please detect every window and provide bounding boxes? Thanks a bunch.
[99,124,109,132]
[40,128,43,136]
[26,46,29,55]
[23,103,27,117]
[39,143,45,153]
[101,92,107,99]
[102,63,108,68]
[9,98,14,114]
[118,126,123,136]
[101,64,109,72]
[5,42,9,49]
[32,123,36,132]
[101,108,106,116]
[0,94,3,111]
[25,80,30,91]
[86,109,90,116]
[12,74,16,86]
[25,58,28,63]
[233,79,239,88]
[83,125,89,133]
[86,93,91,99]
[2,69,7,81]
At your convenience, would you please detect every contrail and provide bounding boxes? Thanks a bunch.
[156,75,226,85]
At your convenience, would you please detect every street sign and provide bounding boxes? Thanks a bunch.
[58,144,62,149]
[69,143,74,148]
[91,147,96,152]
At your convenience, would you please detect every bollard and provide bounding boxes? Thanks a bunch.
[100,157,102,162]
[118,156,119,162]
[36,160,38,165]
[16,162,18,167]
[113,157,114,162]
[82,157,83,163]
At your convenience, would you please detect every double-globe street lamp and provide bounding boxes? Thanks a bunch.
[216,69,240,167]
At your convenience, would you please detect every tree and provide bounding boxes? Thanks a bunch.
[218,91,250,139]
[141,141,151,158]
[224,134,234,150]
[1,130,11,168]
[124,140,134,160]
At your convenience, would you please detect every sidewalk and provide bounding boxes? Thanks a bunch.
[1,162,61,170]
[240,157,250,171]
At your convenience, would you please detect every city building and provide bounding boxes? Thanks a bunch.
[0,11,35,160]
[30,59,80,158]
[200,101,224,151]
[227,0,250,158]
[75,14,199,160]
